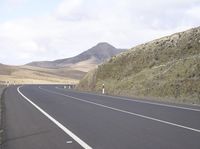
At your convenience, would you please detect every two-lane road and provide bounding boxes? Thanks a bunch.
[2,85,200,149]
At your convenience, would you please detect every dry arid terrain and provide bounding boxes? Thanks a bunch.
[0,42,125,85]
[0,64,79,84]
[78,27,200,104]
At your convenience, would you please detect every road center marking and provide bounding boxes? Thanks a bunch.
[17,86,92,149]
[40,86,200,133]
[55,87,200,112]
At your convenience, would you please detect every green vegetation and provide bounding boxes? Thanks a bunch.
[78,27,200,104]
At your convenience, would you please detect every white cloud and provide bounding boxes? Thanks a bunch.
[54,0,83,19]
[186,6,200,19]
[0,0,199,65]
[6,0,25,8]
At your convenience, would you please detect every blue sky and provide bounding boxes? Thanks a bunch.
[0,0,200,65]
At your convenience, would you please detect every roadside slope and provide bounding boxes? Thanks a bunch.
[78,27,200,104]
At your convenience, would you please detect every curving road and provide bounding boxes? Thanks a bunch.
[2,85,200,149]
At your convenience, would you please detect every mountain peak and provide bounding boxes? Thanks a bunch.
[87,42,116,52]
[95,42,114,47]
[27,42,126,68]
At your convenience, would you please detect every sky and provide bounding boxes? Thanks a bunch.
[0,0,200,65]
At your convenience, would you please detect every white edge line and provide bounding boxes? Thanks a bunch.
[17,86,92,149]
[41,86,200,133]
[55,87,200,112]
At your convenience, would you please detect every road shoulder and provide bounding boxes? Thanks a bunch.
[0,85,6,146]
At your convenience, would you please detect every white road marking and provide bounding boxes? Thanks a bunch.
[17,86,92,149]
[55,87,200,112]
[66,141,73,144]
[40,86,200,133]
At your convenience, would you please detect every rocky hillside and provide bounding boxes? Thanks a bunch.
[78,27,200,104]
[27,42,125,68]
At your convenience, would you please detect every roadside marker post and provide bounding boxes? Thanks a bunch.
[102,84,105,94]
[6,81,9,87]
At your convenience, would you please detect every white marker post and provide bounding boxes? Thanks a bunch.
[6,81,9,87]
[102,84,105,94]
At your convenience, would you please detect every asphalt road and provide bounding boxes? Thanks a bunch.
[2,85,200,149]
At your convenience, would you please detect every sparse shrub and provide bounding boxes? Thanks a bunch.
[149,61,155,68]
[192,73,195,77]
[178,33,181,38]
[155,56,159,61]
[174,84,180,98]
[187,44,192,49]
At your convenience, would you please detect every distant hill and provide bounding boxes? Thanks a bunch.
[78,27,200,104]
[0,42,126,84]
[0,64,16,75]
[27,42,125,69]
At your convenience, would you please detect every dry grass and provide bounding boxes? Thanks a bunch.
[0,65,79,84]
[68,57,98,72]
[0,56,100,85]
